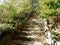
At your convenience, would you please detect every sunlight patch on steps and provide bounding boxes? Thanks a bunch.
[26,35,39,38]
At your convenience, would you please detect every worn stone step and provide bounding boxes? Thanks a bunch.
[22,30,41,32]
[26,36,40,38]
[14,35,40,39]
[23,25,33,27]
[20,28,41,31]
[15,31,27,34]
[18,34,41,38]
[13,40,25,45]
[12,35,41,41]
[22,32,41,34]
[15,41,34,45]
[27,28,40,30]
[21,25,33,28]
[23,33,43,35]
[20,28,30,31]
[12,36,31,41]
[18,33,28,36]
[22,31,41,34]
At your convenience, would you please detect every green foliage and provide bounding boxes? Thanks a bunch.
[38,0,60,18]
[0,0,32,31]
[51,31,60,40]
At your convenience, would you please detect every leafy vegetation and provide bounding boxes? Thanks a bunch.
[0,0,33,31]
[38,0,60,18]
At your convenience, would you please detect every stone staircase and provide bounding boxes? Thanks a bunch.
[12,18,45,45]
